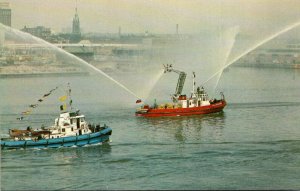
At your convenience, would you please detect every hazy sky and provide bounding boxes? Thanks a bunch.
[6,0,300,34]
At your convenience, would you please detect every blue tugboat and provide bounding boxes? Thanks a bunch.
[1,84,112,150]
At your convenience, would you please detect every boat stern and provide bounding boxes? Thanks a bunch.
[135,104,150,116]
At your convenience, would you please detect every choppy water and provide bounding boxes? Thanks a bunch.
[1,67,300,190]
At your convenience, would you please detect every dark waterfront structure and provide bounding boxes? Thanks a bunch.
[61,45,94,62]
[0,2,11,26]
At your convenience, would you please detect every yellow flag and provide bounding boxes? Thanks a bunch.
[22,109,32,115]
[59,95,67,102]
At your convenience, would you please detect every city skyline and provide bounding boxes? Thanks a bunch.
[6,0,300,35]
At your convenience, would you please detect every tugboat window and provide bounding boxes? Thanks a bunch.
[62,128,65,132]
[71,127,73,131]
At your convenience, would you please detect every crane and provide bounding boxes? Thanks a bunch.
[163,64,187,102]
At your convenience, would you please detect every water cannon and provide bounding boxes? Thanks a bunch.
[163,64,184,75]
[163,64,173,73]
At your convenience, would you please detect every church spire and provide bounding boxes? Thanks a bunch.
[72,0,81,42]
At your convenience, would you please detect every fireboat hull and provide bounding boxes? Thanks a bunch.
[135,101,226,117]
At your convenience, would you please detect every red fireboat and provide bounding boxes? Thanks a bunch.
[135,64,226,117]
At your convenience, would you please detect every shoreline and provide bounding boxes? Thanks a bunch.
[0,71,90,78]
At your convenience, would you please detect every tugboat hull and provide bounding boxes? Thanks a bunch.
[1,127,112,150]
[136,101,226,117]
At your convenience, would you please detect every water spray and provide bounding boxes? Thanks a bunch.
[203,20,300,86]
[214,26,240,91]
[141,68,165,101]
[0,24,141,100]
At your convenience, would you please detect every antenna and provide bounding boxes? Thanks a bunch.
[67,83,73,110]
[76,0,78,13]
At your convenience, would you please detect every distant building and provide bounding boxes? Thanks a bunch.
[71,6,81,43]
[21,26,52,40]
[0,2,11,26]
[235,39,300,68]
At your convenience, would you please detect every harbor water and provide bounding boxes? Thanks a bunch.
[1,67,300,190]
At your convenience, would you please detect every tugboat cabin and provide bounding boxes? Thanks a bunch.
[51,110,91,138]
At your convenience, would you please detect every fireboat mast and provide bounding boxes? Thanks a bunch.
[192,72,196,98]
[163,64,187,102]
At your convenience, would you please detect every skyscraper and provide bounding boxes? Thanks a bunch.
[0,2,11,26]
